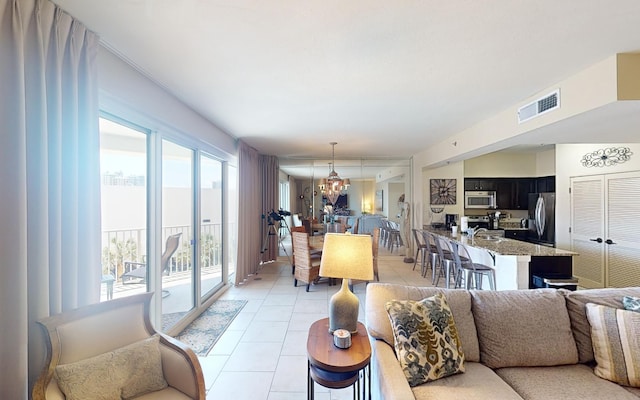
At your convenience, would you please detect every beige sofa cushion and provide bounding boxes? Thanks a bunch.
[496,364,640,400]
[563,287,640,363]
[366,283,480,362]
[471,289,578,369]
[411,362,523,400]
[586,303,640,387]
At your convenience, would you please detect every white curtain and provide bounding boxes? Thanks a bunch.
[0,0,101,398]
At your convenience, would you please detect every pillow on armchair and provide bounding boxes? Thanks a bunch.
[55,335,167,400]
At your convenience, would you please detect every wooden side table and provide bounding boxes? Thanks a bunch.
[307,318,371,400]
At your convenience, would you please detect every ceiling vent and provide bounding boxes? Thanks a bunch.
[517,89,560,123]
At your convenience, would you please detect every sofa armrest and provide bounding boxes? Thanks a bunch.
[158,333,206,400]
[370,339,414,400]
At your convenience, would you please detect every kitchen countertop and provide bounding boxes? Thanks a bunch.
[424,226,578,257]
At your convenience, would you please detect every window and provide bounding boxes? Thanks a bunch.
[99,115,233,332]
[99,117,149,301]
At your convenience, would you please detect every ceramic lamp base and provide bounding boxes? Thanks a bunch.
[328,278,360,334]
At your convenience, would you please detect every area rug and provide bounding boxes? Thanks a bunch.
[174,299,247,356]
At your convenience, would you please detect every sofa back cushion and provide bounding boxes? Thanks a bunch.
[366,283,480,362]
[562,287,640,363]
[471,289,578,369]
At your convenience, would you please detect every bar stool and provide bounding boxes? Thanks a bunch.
[422,231,443,281]
[432,235,458,288]
[386,221,403,253]
[452,242,496,290]
[412,229,429,275]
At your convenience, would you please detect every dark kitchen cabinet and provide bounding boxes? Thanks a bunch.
[464,179,497,191]
[494,178,534,210]
[504,229,527,241]
[536,176,556,193]
[464,177,540,210]
[495,180,513,209]
[514,178,535,210]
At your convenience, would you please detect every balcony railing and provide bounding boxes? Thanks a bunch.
[101,223,222,300]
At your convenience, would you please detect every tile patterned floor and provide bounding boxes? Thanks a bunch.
[200,239,441,400]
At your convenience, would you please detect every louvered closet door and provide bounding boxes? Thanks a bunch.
[606,171,640,288]
[571,176,605,288]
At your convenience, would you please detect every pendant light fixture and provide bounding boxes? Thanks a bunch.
[319,142,350,205]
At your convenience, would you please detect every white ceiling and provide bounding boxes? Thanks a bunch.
[53,0,640,177]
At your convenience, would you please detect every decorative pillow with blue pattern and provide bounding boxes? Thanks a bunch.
[385,293,465,386]
[622,296,640,312]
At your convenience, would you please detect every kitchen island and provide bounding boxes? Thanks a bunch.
[423,226,578,290]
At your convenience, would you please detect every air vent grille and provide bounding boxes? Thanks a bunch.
[518,89,560,123]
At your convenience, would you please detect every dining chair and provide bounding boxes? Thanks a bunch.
[452,242,496,290]
[348,227,380,290]
[386,221,403,253]
[350,217,359,234]
[325,222,345,233]
[291,226,308,274]
[292,231,322,292]
[372,227,380,282]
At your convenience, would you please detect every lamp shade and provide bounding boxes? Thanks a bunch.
[319,233,374,281]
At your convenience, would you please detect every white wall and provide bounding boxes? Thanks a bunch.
[98,46,237,161]
[555,143,640,249]
[535,149,556,176]
[464,152,537,177]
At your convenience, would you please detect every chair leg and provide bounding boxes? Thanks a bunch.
[306,283,310,292]
[294,279,298,287]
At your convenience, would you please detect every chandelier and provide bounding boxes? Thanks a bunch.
[318,142,350,205]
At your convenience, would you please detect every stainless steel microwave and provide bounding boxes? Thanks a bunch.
[465,191,497,209]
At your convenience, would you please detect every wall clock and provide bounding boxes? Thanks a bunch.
[430,178,457,205]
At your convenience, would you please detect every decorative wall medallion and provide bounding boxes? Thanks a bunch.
[430,178,457,205]
[581,147,633,168]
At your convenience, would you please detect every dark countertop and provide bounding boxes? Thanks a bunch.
[424,226,578,257]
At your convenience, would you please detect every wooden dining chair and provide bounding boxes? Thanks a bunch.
[290,226,308,274]
[348,227,380,290]
[292,231,321,292]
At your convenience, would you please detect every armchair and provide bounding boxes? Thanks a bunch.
[32,292,206,400]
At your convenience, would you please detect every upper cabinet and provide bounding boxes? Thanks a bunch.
[535,176,556,193]
[464,177,553,210]
[464,179,497,191]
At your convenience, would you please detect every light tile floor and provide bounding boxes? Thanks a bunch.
[200,237,441,400]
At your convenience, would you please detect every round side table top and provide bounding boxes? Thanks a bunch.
[307,318,371,373]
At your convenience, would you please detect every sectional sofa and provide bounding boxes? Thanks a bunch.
[365,283,640,400]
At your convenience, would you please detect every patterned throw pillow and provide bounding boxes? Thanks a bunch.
[623,296,640,312]
[385,293,465,387]
[585,303,640,387]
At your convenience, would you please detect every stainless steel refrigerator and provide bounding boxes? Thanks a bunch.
[527,192,556,247]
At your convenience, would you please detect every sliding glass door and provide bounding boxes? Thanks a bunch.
[200,154,223,297]
[161,140,195,329]
[100,115,232,331]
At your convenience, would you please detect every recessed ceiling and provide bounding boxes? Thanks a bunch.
[53,0,640,168]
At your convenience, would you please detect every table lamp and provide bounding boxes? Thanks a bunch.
[319,233,374,333]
